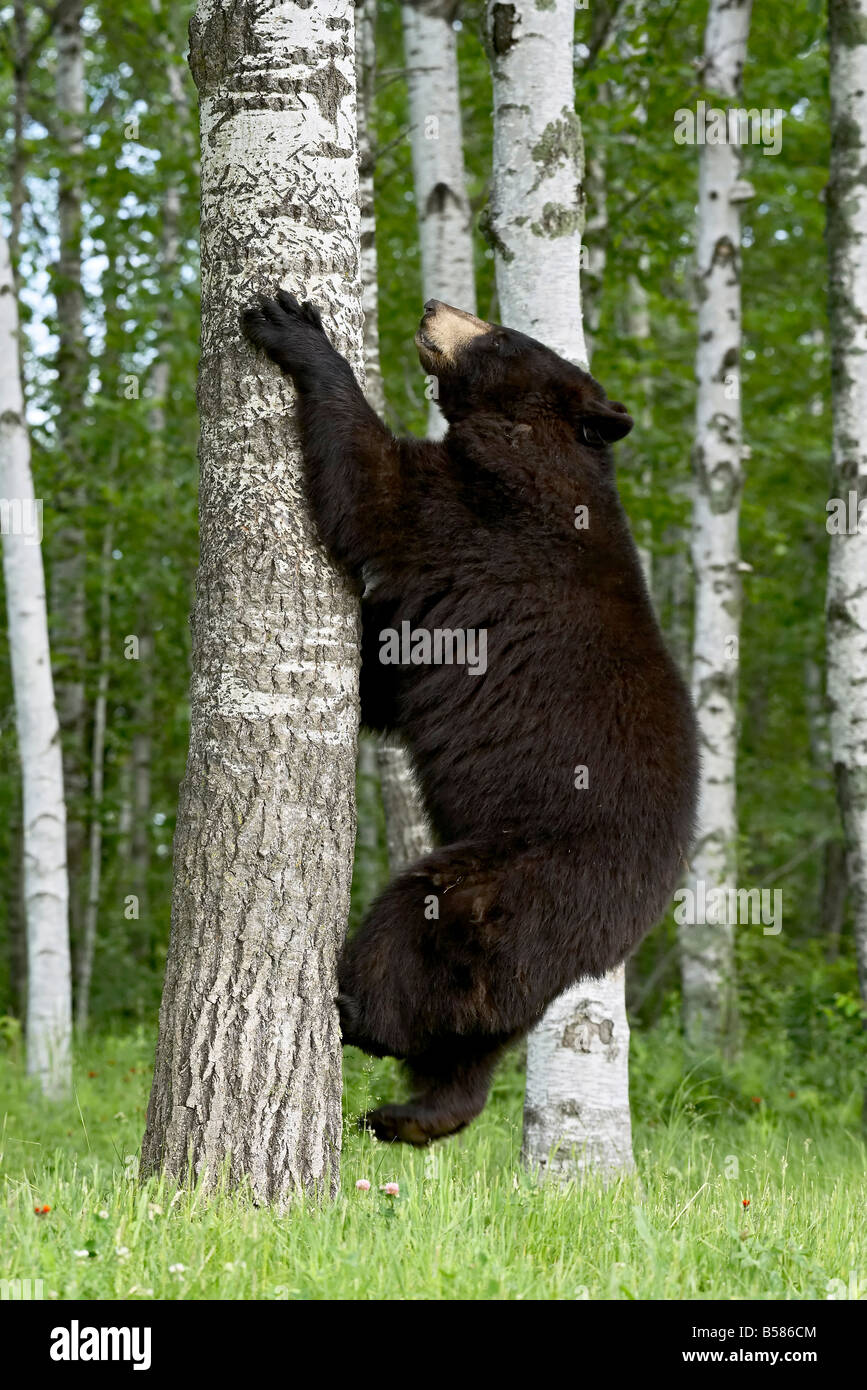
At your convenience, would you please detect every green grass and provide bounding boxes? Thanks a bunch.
[1,1026,865,1300]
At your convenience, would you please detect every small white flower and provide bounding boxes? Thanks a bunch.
[168,1263,185,1275]
[74,1249,89,1259]
[115,1245,130,1260]
[97,1210,109,1220]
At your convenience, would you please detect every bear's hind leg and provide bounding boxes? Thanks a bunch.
[360,1041,507,1145]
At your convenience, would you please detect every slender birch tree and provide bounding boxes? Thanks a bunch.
[141,0,363,1203]
[51,0,88,960]
[354,0,438,869]
[680,0,753,1046]
[76,525,112,1032]
[0,229,72,1098]
[486,0,634,1179]
[402,0,477,435]
[826,0,867,1015]
[133,25,196,939]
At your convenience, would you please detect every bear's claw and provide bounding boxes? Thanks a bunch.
[241,289,328,371]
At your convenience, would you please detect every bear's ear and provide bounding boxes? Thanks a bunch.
[579,401,634,446]
[492,329,521,358]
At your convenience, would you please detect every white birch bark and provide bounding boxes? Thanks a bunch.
[486,0,633,1179]
[141,0,363,1204]
[356,0,387,422]
[356,0,434,867]
[403,0,476,437]
[680,0,752,1046]
[486,0,587,364]
[0,228,72,1098]
[826,0,867,1010]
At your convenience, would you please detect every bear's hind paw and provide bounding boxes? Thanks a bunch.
[360,1104,469,1147]
[359,1105,433,1147]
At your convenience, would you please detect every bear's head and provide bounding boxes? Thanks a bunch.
[415,300,633,448]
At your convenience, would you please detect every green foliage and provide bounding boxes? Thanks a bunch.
[0,0,861,1152]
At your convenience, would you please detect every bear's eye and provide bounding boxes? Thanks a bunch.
[581,422,605,447]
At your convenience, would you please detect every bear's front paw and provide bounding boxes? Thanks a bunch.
[241,289,329,377]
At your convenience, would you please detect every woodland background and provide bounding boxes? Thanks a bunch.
[0,0,865,1301]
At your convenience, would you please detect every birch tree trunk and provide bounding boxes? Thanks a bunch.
[486,0,634,1179]
[51,0,88,979]
[356,0,386,422]
[402,0,476,438]
[0,229,72,1099]
[141,0,362,1204]
[356,0,434,869]
[680,0,752,1047]
[826,0,867,1015]
[75,525,112,1032]
[134,32,196,944]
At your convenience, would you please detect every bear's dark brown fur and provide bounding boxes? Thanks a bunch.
[242,292,698,1146]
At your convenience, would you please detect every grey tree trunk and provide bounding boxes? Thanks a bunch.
[357,0,434,869]
[131,634,153,945]
[826,0,867,1014]
[134,34,195,944]
[486,0,634,1180]
[0,228,72,1099]
[141,0,363,1204]
[75,525,112,1033]
[680,0,752,1047]
[51,0,88,971]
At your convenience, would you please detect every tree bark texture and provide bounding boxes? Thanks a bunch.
[680,0,752,1046]
[141,0,363,1204]
[486,0,634,1179]
[0,229,72,1099]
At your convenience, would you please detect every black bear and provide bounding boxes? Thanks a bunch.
[242,292,698,1146]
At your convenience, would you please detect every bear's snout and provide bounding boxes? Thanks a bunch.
[416,300,492,363]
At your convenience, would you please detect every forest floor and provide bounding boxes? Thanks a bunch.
[0,1027,865,1301]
